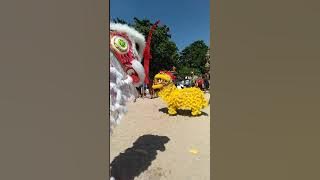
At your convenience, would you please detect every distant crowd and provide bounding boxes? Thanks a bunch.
[175,72,210,91]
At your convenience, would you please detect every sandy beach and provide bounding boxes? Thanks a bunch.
[110,93,210,180]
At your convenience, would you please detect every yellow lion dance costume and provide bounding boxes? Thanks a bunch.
[152,71,208,116]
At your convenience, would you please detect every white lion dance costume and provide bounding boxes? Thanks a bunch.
[109,20,159,180]
[110,23,145,132]
[109,21,159,133]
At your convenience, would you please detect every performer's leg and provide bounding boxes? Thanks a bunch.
[168,105,177,115]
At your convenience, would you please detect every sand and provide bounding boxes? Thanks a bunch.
[110,93,210,180]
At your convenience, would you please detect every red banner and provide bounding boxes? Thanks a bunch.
[143,20,160,84]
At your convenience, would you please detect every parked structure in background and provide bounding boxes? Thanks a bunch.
[205,49,210,77]
[204,49,211,90]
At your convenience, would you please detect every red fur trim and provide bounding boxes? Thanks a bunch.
[159,70,176,80]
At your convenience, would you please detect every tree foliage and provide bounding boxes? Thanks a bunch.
[177,66,201,77]
[178,40,209,75]
[111,18,128,24]
[131,18,179,79]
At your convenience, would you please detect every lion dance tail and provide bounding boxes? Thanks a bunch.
[200,92,209,109]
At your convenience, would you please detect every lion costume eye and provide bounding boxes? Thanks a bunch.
[111,36,129,53]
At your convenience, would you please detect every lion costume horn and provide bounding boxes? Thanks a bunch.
[143,20,160,85]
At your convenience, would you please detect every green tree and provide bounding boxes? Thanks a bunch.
[177,66,201,77]
[178,40,209,75]
[131,18,179,80]
[111,18,127,24]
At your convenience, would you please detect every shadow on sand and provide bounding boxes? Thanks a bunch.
[110,134,170,180]
[158,107,209,117]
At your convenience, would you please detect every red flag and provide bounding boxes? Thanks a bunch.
[143,20,160,84]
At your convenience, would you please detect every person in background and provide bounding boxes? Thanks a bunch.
[195,76,205,91]
[142,83,148,97]
[204,73,210,91]
[170,66,178,86]
[192,72,199,87]
[185,76,191,87]
[134,85,143,102]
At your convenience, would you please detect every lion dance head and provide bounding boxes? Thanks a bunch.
[109,21,159,133]
[152,71,176,90]
[109,23,146,132]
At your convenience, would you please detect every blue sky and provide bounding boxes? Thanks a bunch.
[110,0,210,51]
